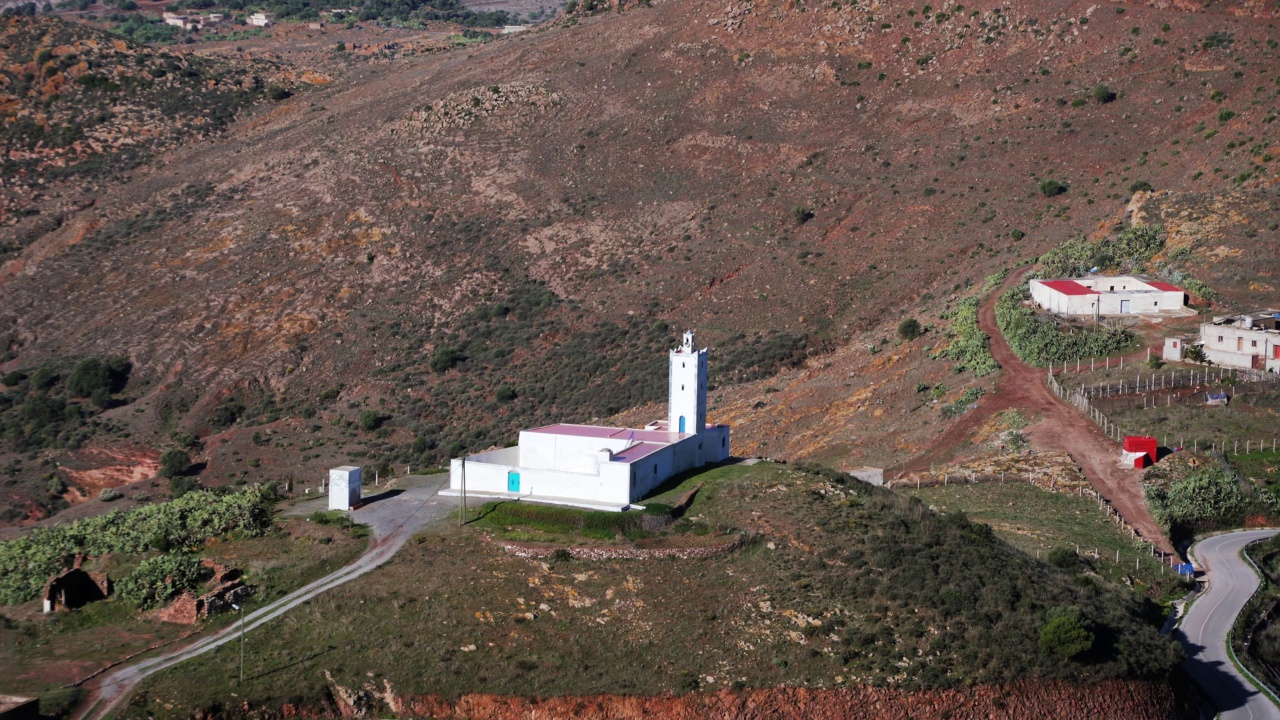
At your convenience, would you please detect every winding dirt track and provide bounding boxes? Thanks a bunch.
[897,271,1170,552]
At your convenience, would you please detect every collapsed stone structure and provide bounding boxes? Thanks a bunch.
[42,555,111,614]
[152,559,252,625]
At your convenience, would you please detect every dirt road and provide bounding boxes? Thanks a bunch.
[898,271,1170,552]
[73,474,453,720]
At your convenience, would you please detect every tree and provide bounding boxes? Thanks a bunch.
[1091,83,1117,104]
[1185,345,1209,364]
[159,448,190,478]
[1039,606,1095,659]
[66,356,131,398]
[897,318,923,341]
[429,347,462,373]
[358,410,384,431]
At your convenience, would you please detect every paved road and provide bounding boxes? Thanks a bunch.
[1180,529,1280,720]
[75,474,454,720]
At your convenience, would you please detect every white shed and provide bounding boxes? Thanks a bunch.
[328,466,362,511]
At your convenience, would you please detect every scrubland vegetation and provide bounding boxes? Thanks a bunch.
[124,463,1180,716]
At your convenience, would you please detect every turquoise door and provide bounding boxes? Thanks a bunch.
[507,470,520,493]
[678,416,686,433]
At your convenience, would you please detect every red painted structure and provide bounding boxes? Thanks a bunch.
[1124,436,1159,468]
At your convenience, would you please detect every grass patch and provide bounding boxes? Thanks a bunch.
[905,481,1189,602]
[471,502,672,540]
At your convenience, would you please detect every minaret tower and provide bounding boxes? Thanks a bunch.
[668,330,708,435]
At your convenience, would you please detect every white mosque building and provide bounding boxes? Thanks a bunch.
[442,331,731,511]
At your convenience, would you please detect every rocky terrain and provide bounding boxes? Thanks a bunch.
[0,0,1278,525]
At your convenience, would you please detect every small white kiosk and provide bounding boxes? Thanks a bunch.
[328,466,362,511]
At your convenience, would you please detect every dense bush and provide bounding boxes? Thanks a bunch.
[1146,465,1245,531]
[790,465,1180,686]
[897,318,923,341]
[159,448,190,479]
[1038,179,1068,197]
[1038,224,1165,278]
[115,554,209,609]
[0,485,275,604]
[0,355,129,452]
[65,356,131,398]
[996,286,1132,366]
[1039,606,1095,659]
[935,296,999,376]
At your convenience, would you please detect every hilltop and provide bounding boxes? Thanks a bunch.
[0,0,1278,524]
[120,464,1189,718]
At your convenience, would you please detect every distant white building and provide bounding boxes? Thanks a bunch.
[443,331,731,511]
[328,466,362,511]
[1200,311,1280,372]
[247,11,272,26]
[1029,275,1187,318]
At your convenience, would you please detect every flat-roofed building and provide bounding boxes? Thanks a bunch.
[444,331,730,511]
[1028,275,1188,317]
[1201,310,1280,372]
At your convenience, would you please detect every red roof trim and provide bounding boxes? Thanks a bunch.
[1145,281,1183,292]
[1039,280,1099,296]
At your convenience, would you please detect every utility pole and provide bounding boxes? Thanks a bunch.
[232,603,245,685]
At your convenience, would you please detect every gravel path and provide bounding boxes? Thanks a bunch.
[74,474,453,720]
[1180,530,1280,720]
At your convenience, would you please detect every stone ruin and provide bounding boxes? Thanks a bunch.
[42,555,111,614]
[152,559,253,625]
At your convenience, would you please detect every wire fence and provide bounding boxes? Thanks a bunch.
[1047,371,1280,459]
[1070,366,1280,400]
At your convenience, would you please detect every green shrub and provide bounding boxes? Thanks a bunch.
[1038,179,1068,197]
[159,448,190,478]
[1046,546,1078,569]
[1039,606,1095,659]
[1091,84,1116,103]
[1128,180,1153,193]
[1146,466,1245,531]
[115,554,208,609]
[791,205,814,225]
[898,318,923,341]
[934,297,999,376]
[358,410,385,431]
[100,487,123,502]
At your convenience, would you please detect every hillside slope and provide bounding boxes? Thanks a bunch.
[0,0,1277,521]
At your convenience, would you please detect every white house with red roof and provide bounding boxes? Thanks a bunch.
[1029,275,1187,317]
[443,331,731,511]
